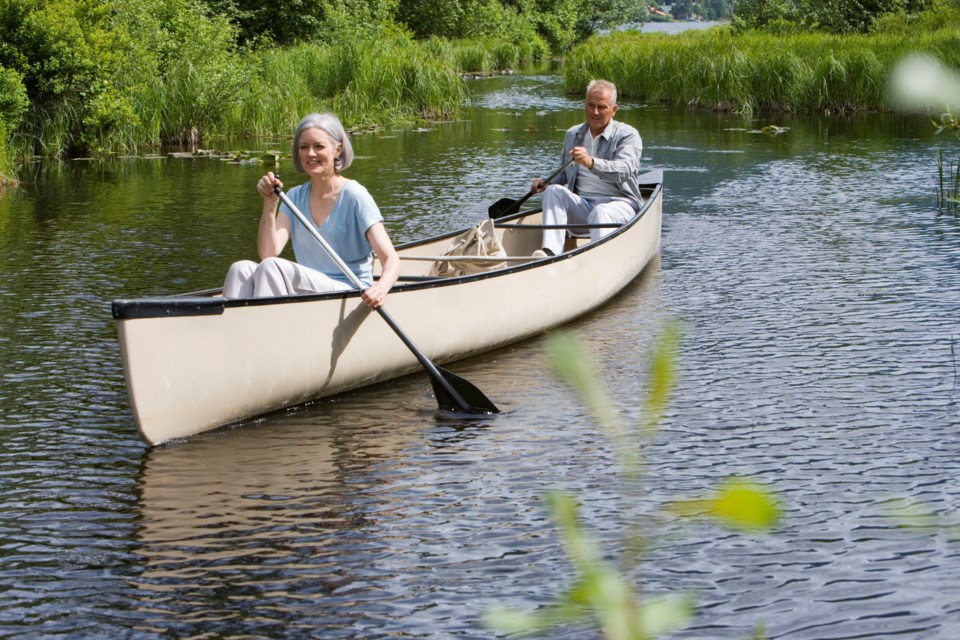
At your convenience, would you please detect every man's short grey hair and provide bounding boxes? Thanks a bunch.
[291,112,354,174]
[586,79,618,106]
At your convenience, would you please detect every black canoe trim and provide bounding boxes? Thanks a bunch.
[112,295,226,319]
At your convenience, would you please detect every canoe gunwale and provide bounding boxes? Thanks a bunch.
[111,175,663,321]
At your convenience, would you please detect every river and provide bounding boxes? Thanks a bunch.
[1,70,959,638]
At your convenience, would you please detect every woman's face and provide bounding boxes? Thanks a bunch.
[298,127,341,176]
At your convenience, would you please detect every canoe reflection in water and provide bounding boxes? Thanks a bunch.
[132,409,431,635]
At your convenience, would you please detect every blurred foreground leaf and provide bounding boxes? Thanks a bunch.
[710,480,781,531]
[547,332,618,429]
[486,491,694,640]
[488,323,779,639]
[668,479,781,532]
[880,498,941,530]
[642,321,680,432]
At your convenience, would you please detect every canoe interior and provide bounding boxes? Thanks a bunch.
[113,173,663,310]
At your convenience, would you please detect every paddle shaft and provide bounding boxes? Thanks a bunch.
[489,159,574,218]
[272,185,480,413]
[534,158,575,194]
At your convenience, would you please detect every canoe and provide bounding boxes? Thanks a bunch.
[112,169,664,446]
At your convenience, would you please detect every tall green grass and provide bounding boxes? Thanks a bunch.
[565,25,960,113]
[221,34,546,138]
[448,37,546,74]
[334,36,467,129]
[9,32,477,160]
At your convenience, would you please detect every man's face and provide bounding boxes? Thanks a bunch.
[584,89,617,133]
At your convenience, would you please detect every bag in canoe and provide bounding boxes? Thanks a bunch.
[429,219,507,277]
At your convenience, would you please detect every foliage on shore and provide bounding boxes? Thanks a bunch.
[565,0,960,113]
[0,0,568,169]
[733,0,932,34]
[203,0,649,55]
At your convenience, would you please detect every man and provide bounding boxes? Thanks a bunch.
[530,79,644,257]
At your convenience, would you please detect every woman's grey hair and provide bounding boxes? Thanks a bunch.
[586,79,618,106]
[292,112,354,174]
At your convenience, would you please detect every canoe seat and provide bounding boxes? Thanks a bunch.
[563,228,591,251]
[562,196,644,250]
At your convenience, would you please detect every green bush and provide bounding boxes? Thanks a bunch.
[0,0,547,162]
[0,0,131,155]
[0,0,247,156]
[0,66,27,131]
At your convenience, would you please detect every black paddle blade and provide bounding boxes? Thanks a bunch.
[487,197,521,219]
[430,366,500,414]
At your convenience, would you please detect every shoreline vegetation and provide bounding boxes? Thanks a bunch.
[565,8,960,114]
[0,1,958,187]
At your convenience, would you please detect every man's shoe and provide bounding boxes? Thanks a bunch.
[531,249,548,258]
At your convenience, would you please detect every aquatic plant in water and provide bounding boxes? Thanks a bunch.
[937,146,960,214]
[486,324,780,639]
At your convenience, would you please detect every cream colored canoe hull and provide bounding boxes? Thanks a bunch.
[112,172,663,445]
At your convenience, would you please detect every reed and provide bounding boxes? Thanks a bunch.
[421,36,456,67]
[222,45,346,139]
[229,35,537,136]
[491,42,520,70]
[564,26,960,113]
[219,36,468,137]
[335,39,467,128]
[4,19,473,158]
[453,41,494,73]
[449,37,546,73]
[938,148,960,214]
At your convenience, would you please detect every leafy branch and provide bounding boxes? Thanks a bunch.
[486,324,780,639]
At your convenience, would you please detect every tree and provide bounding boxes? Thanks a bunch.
[732,0,934,33]
[202,0,399,47]
[702,0,735,18]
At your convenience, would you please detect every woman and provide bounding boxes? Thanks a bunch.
[223,112,399,310]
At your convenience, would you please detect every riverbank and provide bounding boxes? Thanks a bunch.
[2,2,957,184]
[0,34,532,185]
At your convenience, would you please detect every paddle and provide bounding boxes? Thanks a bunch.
[273,183,499,415]
[487,159,574,219]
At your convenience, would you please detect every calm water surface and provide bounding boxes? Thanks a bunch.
[1,70,959,638]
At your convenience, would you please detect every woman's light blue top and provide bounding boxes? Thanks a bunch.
[279,180,383,287]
